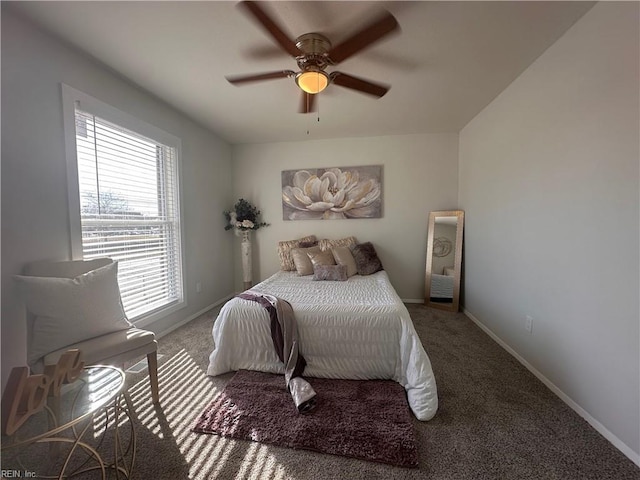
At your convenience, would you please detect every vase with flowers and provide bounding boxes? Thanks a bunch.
[224,199,269,289]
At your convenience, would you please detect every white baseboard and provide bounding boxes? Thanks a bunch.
[155,294,233,340]
[463,307,640,468]
[402,298,424,304]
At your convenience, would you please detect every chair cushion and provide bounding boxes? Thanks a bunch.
[14,261,133,365]
[43,328,156,367]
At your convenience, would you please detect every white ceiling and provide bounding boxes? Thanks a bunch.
[7,1,594,144]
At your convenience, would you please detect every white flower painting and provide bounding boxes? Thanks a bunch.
[281,165,382,221]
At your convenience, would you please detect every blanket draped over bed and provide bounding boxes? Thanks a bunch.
[207,270,438,421]
[237,292,317,413]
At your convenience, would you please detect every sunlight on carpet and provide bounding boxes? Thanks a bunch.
[236,443,289,479]
[126,348,295,479]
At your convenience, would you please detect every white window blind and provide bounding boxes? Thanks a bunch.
[73,107,184,320]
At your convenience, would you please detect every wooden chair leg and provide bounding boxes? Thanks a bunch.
[147,351,160,404]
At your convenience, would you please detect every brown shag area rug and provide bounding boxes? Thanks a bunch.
[192,370,419,468]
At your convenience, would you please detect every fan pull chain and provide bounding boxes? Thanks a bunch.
[305,93,319,135]
[306,93,312,135]
[316,76,321,124]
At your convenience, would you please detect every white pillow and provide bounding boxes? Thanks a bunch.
[14,261,133,365]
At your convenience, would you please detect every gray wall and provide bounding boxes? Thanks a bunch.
[459,2,639,460]
[1,8,235,388]
[230,134,459,300]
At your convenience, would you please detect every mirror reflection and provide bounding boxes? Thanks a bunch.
[425,210,464,312]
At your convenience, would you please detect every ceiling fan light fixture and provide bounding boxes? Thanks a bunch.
[296,70,329,94]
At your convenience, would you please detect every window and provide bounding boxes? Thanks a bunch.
[63,85,185,323]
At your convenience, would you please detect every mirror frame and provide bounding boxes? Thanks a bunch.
[425,210,465,312]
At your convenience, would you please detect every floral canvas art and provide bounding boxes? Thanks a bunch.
[282,165,382,221]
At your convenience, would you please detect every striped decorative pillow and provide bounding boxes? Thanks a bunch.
[318,236,357,252]
[277,235,316,271]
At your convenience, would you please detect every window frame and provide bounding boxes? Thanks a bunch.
[61,83,187,326]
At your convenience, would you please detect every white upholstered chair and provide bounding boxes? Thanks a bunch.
[18,258,159,404]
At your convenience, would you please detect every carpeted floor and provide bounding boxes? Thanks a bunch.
[119,303,639,479]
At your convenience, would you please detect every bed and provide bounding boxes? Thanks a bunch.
[207,269,438,421]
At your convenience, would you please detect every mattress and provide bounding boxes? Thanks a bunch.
[207,270,438,421]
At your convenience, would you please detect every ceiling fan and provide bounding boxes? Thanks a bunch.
[226,1,399,113]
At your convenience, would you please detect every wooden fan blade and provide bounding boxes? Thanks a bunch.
[330,72,389,97]
[226,70,295,85]
[240,1,300,57]
[327,11,399,64]
[299,91,317,114]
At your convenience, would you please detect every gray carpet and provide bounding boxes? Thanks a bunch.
[118,304,639,479]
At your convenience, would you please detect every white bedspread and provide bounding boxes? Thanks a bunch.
[207,270,438,421]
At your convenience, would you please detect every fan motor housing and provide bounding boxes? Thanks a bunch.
[295,33,331,55]
[295,33,331,71]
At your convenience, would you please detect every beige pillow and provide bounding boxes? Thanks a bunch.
[277,235,316,271]
[291,246,321,275]
[331,246,358,277]
[319,236,358,252]
[307,250,336,268]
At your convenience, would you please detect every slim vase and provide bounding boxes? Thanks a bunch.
[240,230,252,290]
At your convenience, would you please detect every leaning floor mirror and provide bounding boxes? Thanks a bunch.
[425,210,464,312]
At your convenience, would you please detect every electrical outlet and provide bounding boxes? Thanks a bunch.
[196,282,202,293]
[525,315,533,334]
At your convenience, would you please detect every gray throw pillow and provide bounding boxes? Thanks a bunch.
[350,242,383,275]
[299,240,319,248]
[313,264,348,281]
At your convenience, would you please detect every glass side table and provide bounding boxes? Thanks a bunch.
[1,365,136,479]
